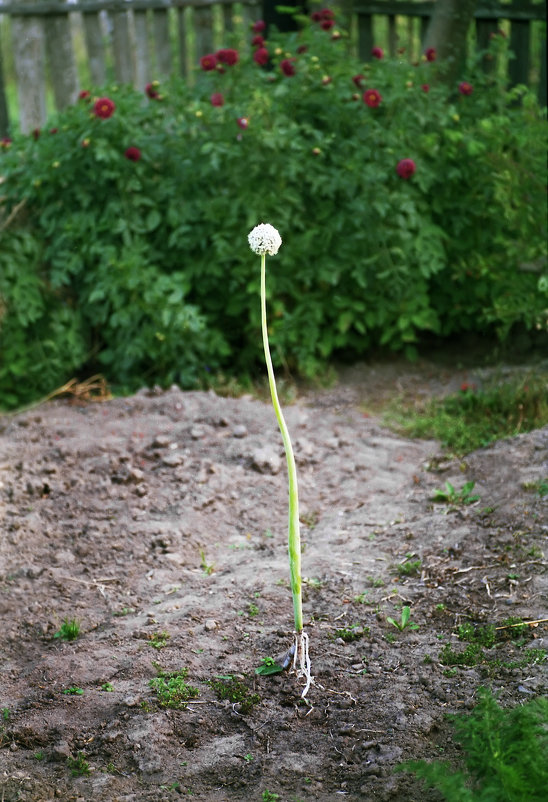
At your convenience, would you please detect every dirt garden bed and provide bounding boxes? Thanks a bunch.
[0,356,546,801]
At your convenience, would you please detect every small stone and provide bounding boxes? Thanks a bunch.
[252,447,281,475]
[190,426,205,439]
[232,424,248,438]
[162,453,184,467]
[205,619,217,631]
[152,435,170,448]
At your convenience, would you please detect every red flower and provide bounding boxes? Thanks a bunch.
[459,81,473,95]
[396,158,416,179]
[200,53,218,71]
[0,137,12,149]
[216,48,239,66]
[280,58,296,77]
[421,84,430,93]
[320,19,335,30]
[319,8,335,19]
[252,20,266,33]
[125,146,141,162]
[371,46,384,59]
[145,81,160,99]
[237,117,249,129]
[94,97,116,119]
[363,88,382,108]
[253,47,269,66]
[49,128,58,134]
[352,74,366,88]
[251,35,265,48]
[460,382,476,393]
[32,128,41,140]
[424,47,436,62]
[78,90,91,101]
[210,92,224,107]
[297,44,308,54]
[311,11,322,22]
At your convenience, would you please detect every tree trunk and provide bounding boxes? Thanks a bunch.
[423,0,477,84]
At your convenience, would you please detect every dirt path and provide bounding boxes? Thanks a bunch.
[0,358,546,801]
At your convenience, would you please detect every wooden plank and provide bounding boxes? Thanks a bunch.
[153,7,172,77]
[44,5,79,110]
[476,16,498,73]
[222,2,233,36]
[111,9,133,84]
[508,18,530,85]
[357,12,373,62]
[0,36,10,136]
[193,4,214,61]
[10,0,46,133]
[82,11,107,87]
[176,6,188,78]
[388,14,397,56]
[134,9,151,90]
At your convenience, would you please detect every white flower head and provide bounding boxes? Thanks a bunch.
[248,223,282,256]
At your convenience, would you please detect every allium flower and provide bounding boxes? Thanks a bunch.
[252,35,265,48]
[248,223,282,256]
[94,97,116,119]
[280,58,296,77]
[78,90,91,101]
[125,146,141,161]
[253,47,269,66]
[352,74,366,87]
[252,20,266,33]
[421,84,430,93]
[200,53,218,71]
[424,47,436,62]
[237,117,249,129]
[363,88,382,108]
[216,48,239,66]
[396,158,416,179]
[459,81,474,95]
[210,92,224,107]
[145,81,160,99]
[371,46,384,59]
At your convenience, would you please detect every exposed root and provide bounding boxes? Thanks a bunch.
[292,630,313,699]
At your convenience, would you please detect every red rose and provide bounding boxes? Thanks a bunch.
[459,81,473,95]
[371,46,384,59]
[363,88,381,108]
[216,48,239,66]
[320,19,335,30]
[396,158,416,179]
[145,82,160,99]
[0,137,12,149]
[78,90,91,101]
[319,8,335,19]
[424,47,436,62]
[93,97,116,119]
[251,35,265,48]
[210,92,224,107]
[280,58,296,77]
[253,47,269,67]
[252,20,266,33]
[125,146,141,162]
[200,54,218,71]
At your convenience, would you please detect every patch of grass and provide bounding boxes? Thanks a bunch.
[386,373,548,455]
[399,689,548,801]
[148,631,170,649]
[199,549,215,575]
[332,624,365,643]
[209,675,260,714]
[397,558,422,577]
[149,667,199,709]
[522,477,548,497]
[67,752,91,777]
[54,618,81,641]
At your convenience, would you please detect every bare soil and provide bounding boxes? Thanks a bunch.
[1,357,546,802]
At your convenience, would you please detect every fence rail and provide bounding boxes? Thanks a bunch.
[0,0,545,135]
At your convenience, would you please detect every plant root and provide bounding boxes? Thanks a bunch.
[292,630,313,699]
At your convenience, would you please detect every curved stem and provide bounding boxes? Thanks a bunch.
[260,253,303,634]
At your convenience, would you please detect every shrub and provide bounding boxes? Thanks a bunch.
[0,13,546,408]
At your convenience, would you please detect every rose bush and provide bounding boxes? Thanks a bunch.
[0,11,546,408]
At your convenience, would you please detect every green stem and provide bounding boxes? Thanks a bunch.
[260,252,303,634]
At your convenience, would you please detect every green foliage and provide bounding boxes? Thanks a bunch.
[209,675,260,714]
[53,618,81,641]
[432,480,480,505]
[397,557,422,577]
[399,689,548,801]
[255,656,284,676]
[0,18,546,409]
[332,623,366,642]
[67,752,91,777]
[62,686,84,695]
[387,606,419,632]
[149,667,199,709]
[388,373,548,455]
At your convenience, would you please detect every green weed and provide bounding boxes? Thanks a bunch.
[255,657,284,677]
[62,686,84,695]
[200,550,214,576]
[262,791,280,802]
[54,618,81,641]
[148,631,170,649]
[397,558,422,577]
[332,624,365,643]
[209,676,260,714]
[399,689,548,801]
[387,606,419,632]
[67,752,91,777]
[149,667,199,709]
[432,480,480,505]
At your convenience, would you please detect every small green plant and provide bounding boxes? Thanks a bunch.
[209,675,260,714]
[397,558,422,577]
[101,682,114,692]
[432,480,480,505]
[333,624,365,643]
[62,686,84,695]
[255,656,284,677]
[67,752,91,777]
[399,689,548,801]
[262,791,280,802]
[149,667,199,709]
[34,751,44,760]
[54,618,81,641]
[247,603,260,617]
[2,708,9,722]
[199,550,214,576]
[387,606,420,632]
[148,631,170,649]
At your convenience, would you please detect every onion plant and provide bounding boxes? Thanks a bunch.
[248,223,312,697]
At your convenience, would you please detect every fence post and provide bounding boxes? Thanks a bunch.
[508,18,530,87]
[134,9,151,90]
[153,6,173,77]
[10,0,47,133]
[193,1,214,62]
[111,6,133,84]
[357,11,373,62]
[44,2,80,111]
[0,33,10,136]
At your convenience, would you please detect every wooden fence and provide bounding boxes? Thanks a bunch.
[0,0,545,135]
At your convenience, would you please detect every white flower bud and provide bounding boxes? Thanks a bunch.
[248,223,282,256]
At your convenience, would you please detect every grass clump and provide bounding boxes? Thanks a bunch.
[67,752,91,777]
[149,667,199,709]
[54,618,81,641]
[399,689,548,801]
[209,675,260,714]
[386,373,548,455]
